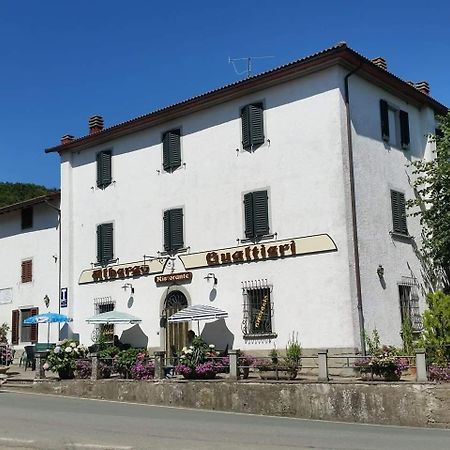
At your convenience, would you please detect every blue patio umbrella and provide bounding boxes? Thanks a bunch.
[24,312,73,344]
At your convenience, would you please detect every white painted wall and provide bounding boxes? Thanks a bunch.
[348,73,436,347]
[61,66,359,352]
[0,203,59,349]
[58,64,440,353]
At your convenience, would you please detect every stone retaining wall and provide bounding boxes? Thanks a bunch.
[29,379,450,428]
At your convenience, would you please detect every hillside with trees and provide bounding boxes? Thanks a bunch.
[0,182,57,208]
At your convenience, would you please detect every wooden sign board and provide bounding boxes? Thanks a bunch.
[155,272,193,285]
[79,259,166,284]
[178,234,337,270]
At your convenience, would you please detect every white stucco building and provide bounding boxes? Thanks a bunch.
[0,193,60,350]
[43,43,446,355]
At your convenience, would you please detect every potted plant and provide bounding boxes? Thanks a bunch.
[400,316,417,377]
[239,352,256,379]
[355,330,409,381]
[175,337,223,379]
[114,348,146,379]
[0,323,9,344]
[255,334,302,381]
[285,332,302,378]
[44,339,87,379]
[75,359,112,379]
[130,352,155,380]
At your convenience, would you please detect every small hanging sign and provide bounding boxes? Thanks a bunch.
[60,287,68,308]
[155,272,193,285]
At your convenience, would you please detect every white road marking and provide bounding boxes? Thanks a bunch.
[0,437,35,444]
[72,445,132,449]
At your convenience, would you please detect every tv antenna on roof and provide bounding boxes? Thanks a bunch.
[228,55,275,79]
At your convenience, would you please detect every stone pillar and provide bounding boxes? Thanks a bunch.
[318,350,329,382]
[91,353,100,381]
[228,349,240,380]
[34,351,47,381]
[415,349,427,382]
[154,351,166,380]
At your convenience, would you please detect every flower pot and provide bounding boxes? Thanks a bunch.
[240,367,250,379]
[382,373,401,382]
[258,368,297,380]
[58,367,75,380]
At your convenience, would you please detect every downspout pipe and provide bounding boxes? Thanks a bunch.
[344,64,366,355]
[44,199,62,340]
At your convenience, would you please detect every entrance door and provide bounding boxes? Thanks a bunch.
[163,290,188,361]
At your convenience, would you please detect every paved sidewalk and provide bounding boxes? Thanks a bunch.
[1,364,58,382]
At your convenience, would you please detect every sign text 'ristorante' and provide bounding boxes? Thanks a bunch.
[178,234,337,270]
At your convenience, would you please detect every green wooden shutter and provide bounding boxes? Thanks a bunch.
[399,110,410,149]
[30,307,39,343]
[242,103,264,150]
[391,190,408,235]
[102,223,114,262]
[97,223,113,263]
[97,150,112,188]
[96,225,102,263]
[163,129,181,171]
[241,106,251,150]
[170,208,184,251]
[11,309,19,345]
[163,209,184,251]
[244,193,254,238]
[249,103,264,147]
[162,132,171,171]
[380,100,389,142]
[163,210,171,251]
[253,190,269,237]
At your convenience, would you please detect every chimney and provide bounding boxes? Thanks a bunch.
[415,81,430,95]
[371,57,387,71]
[89,115,104,134]
[61,134,75,145]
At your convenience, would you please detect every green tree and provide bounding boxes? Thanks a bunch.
[408,111,450,291]
[0,182,56,208]
[420,291,450,365]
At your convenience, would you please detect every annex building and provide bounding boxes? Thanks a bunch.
[1,43,447,355]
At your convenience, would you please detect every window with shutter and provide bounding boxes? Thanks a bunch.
[244,190,270,239]
[391,190,408,235]
[97,223,114,264]
[399,110,410,149]
[162,129,181,172]
[380,99,389,142]
[21,260,32,283]
[21,207,33,229]
[380,99,410,150]
[96,150,112,188]
[163,208,184,252]
[11,310,19,345]
[241,103,265,150]
[20,308,38,343]
[30,307,39,343]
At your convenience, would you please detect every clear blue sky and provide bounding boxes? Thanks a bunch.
[1,0,449,189]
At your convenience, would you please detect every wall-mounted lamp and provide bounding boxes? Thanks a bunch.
[377,265,385,279]
[204,273,218,285]
[122,283,134,294]
[44,295,50,308]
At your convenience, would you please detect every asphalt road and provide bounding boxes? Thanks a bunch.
[0,390,449,450]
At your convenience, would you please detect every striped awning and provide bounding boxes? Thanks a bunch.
[167,305,228,323]
[86,311,142,324]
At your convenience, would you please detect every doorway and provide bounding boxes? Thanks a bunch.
[163,290,188,361]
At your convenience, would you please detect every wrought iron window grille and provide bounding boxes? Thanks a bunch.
[241,279,275,337]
